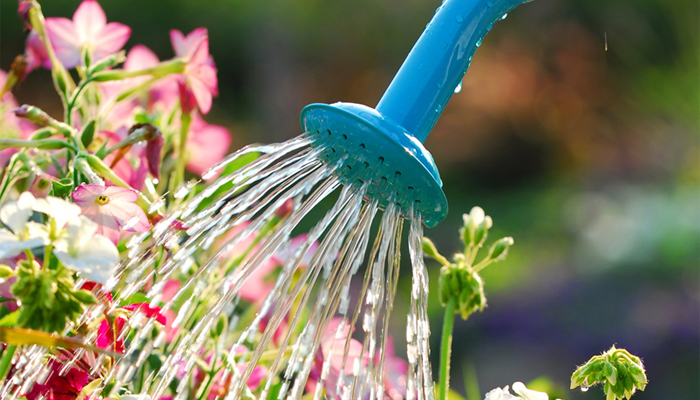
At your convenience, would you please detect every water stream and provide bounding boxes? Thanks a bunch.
[3,132,435,400]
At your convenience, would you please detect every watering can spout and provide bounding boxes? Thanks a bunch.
[301,0,530,226]
[375,0,528,142]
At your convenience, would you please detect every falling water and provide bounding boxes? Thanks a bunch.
[3,131,436,400]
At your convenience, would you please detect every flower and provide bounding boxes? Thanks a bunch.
[484,382,551,400]
[1,69,34,165]
[53,216,120,284]
[24,359,90,400]
[96,302,166,353]
[72,184,150,244]
[184,113,232,177]
[170,28,218,114]
[307,318,367,398]
[24,31,51,75]
[0,192,50,260]
[382,337,408,400]
[45,0,131,68]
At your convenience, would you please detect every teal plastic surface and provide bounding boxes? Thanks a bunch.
[301,0,529,226]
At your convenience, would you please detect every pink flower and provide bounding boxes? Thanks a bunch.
[96,302,166,353]
[72,184,149,244]
[24,359,90,400]
[190,347,269,399]
[24,31,51,75]
[381,337,408,400]
[46,0,130,68]
[170,28,218,114]
[1,70,34,166]
[307,318,367,399]
[185,112,232,176]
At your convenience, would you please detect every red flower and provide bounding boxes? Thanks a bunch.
[24,359,90,400]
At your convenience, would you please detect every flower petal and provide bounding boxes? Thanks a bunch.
[0,191,35,233]
[73,0,107,43]
[45,17,81,68]
[93,22,131,61]
[72,184,104,205]
[103,201,150,232]
[102,185,139,202]
[170,28,207,60]
[187,75,213,114]
[512,382,549,400]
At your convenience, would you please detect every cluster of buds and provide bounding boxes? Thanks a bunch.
[571,346,647,400]
[423,206,514,320]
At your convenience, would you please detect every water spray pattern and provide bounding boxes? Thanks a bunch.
[1,133,434,400]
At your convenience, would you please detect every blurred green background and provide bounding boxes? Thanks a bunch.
[1,0,698,399]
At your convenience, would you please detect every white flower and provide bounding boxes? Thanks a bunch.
[485,382,551,400]
[0,192,49,259]
[119,395,152,400]
[32,195,81,232]
[53,216,119,284]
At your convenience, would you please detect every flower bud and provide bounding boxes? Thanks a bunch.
[87,51,126,75]
[438,265,486,320]
[72,289,97,305]
[487,237,514,261]
[422,237,449,265]
[0,264,15,279]
[18,1,32,31]
[29,173,53,198]
[571,346,647,400]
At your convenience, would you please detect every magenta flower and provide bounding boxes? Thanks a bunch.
[170,28,218,114]
[72,184,149,244]
[185,112,232,176]
[24,359,90,400]
[45,0,130,68]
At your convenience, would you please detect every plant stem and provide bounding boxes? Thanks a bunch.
[439,296,456,400]
[0,345,17,383]
[172,111,192,195]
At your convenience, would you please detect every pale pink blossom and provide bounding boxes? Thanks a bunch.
[170,28,218,114]
[185,112,231,176]
[72,184,149,244]
[46,0,131,68]
[306,318,367,398]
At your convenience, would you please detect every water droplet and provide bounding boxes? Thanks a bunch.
[454,81,462,93]
[501,13,508,20]
[435,105,443,113]
[581,386,589,392]
[173,180,197,199]
[456,15,464,23]
[486,0,493,6]
[487,23,493,31]
[476,38,482,47]
[437,83,443,89]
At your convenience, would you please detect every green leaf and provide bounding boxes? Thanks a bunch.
[121,293,149,306]
[0,311,19,327]
[80,120,96,148]
[94,141,109,159]
[50,178,73,198]
[447,389,466,400]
